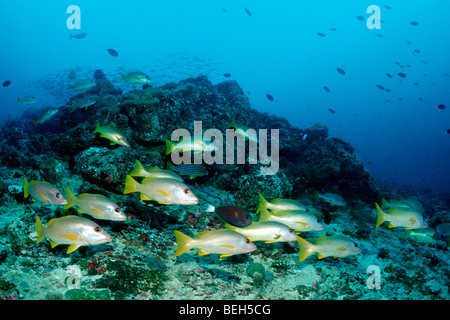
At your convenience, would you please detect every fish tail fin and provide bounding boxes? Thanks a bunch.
[258,207,272,222]
[228,115,237,128]
[165,139,175,155]
[129,159,147,177]
[64,187,77,209]
[375,203,386,229]
[174,230,193,256]
[94,122,101,133]
[297,236,316,262]
[204,204,216,213]
[401,229,412,240]
[23,177,29,198]
[381,198,389,209]
[257,193,269,214]
[35,217,45,244]
[123,175,139,194]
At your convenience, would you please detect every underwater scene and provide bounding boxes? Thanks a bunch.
[0,0,449,305]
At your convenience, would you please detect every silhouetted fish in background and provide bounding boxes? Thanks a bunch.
[328,108,336,114]
[223,73,231,78]
[107,48,119,57]
[69,33,87,39]
[410,21,419,26]
[2,80,11,87]
[437,104,445,110]
[317,32,326,37]
[398,72,407,78]
[266,93,274,101]
[244,8,252,16]
[336,67,346,75]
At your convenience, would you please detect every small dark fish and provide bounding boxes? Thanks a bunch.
[223,73,231,78]
[385,88,391,92]
[336,67,346,75]
[212,205,252,228]
[70,33,87,39]
[406,41,412,45]
[410,21,419,26]
[323,86,330,92]
[418,98,423,101]
[437,104,446,110]
[266,94,274,101]
[376,34,384,37]
[383,5,392,9]
[446,129,450,134]
[398,72,407,78]
[2,80,11,87]
[414,49,421,54]
[222,8,227,13]
[376,84,384,90]
[168,163,208,179]
[355,16,365,21]
[386,73,392,78]
[244,8,252,16]
[107,48,119,57]
[444,73,450,78]
[328,108,336,114]
[317,32,326,37]
[414,82,419,86]
[329,28,337,31]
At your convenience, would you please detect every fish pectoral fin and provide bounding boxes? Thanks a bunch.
[49,241,58,248]
[219,254,233,260]
[317,253,327,259]
[220,244,236,249]
[38,193,50,201]
[408,217,417,223]
[157,189,171,197]
[61,233,81,241]
[140,194,152,201]
[67,245,81,254]
[77,208,84,213]
[198,249,210,256]
[274,233,281,239]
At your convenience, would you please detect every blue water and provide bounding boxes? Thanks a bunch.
[1,0,450,193]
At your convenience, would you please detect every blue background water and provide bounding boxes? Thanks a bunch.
[1,0,449,193]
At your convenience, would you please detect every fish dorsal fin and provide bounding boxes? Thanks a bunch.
[61,233,81,241]
[315,236,328,244]
[196,230,212,238]
[317,253,327,259]
[157,189,171,197]
[47,215,77,227]
[142,177,157,183]
[220,243,236,249]
[197,249,210,256]
[67,245,81,254]
[140,194,151,201]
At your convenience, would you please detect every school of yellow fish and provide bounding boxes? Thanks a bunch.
[26,121,433,263]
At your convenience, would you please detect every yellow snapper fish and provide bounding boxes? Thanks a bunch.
[36,216,112,254]
[94,123,130,147]
[165,137,215,155]
[297,235,361,262]
[72,96,96,110]
[17,95,37,105]
[375,203,427,229]
[67,79,96,91]
[64,188,127,221]
[381,197,424,212]
[258,207,324,232]
[23,177,67,205]
[257,193,307,214]
[32,108,58,126]
[316,192,347,206]
[123,175,198,205]
[129,159,183,182]
[174,229,257,260]
[225,221,298,243]
[402,227,436,245]
[228,117,258,142]
[121,71,151,85]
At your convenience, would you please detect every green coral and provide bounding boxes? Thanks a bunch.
[93,260,168,299]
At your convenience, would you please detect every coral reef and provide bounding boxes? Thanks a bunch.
[0,72,448,301]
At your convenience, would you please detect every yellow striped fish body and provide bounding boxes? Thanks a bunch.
[297,235,361,262]
[257,193,307,213]
[23,177,67,205]
[94,123,130,147]
[258,208,324,232]
[129,159,183,182]
[35,215,112,253]
[64,188,127,221]
[225,221,297,243]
